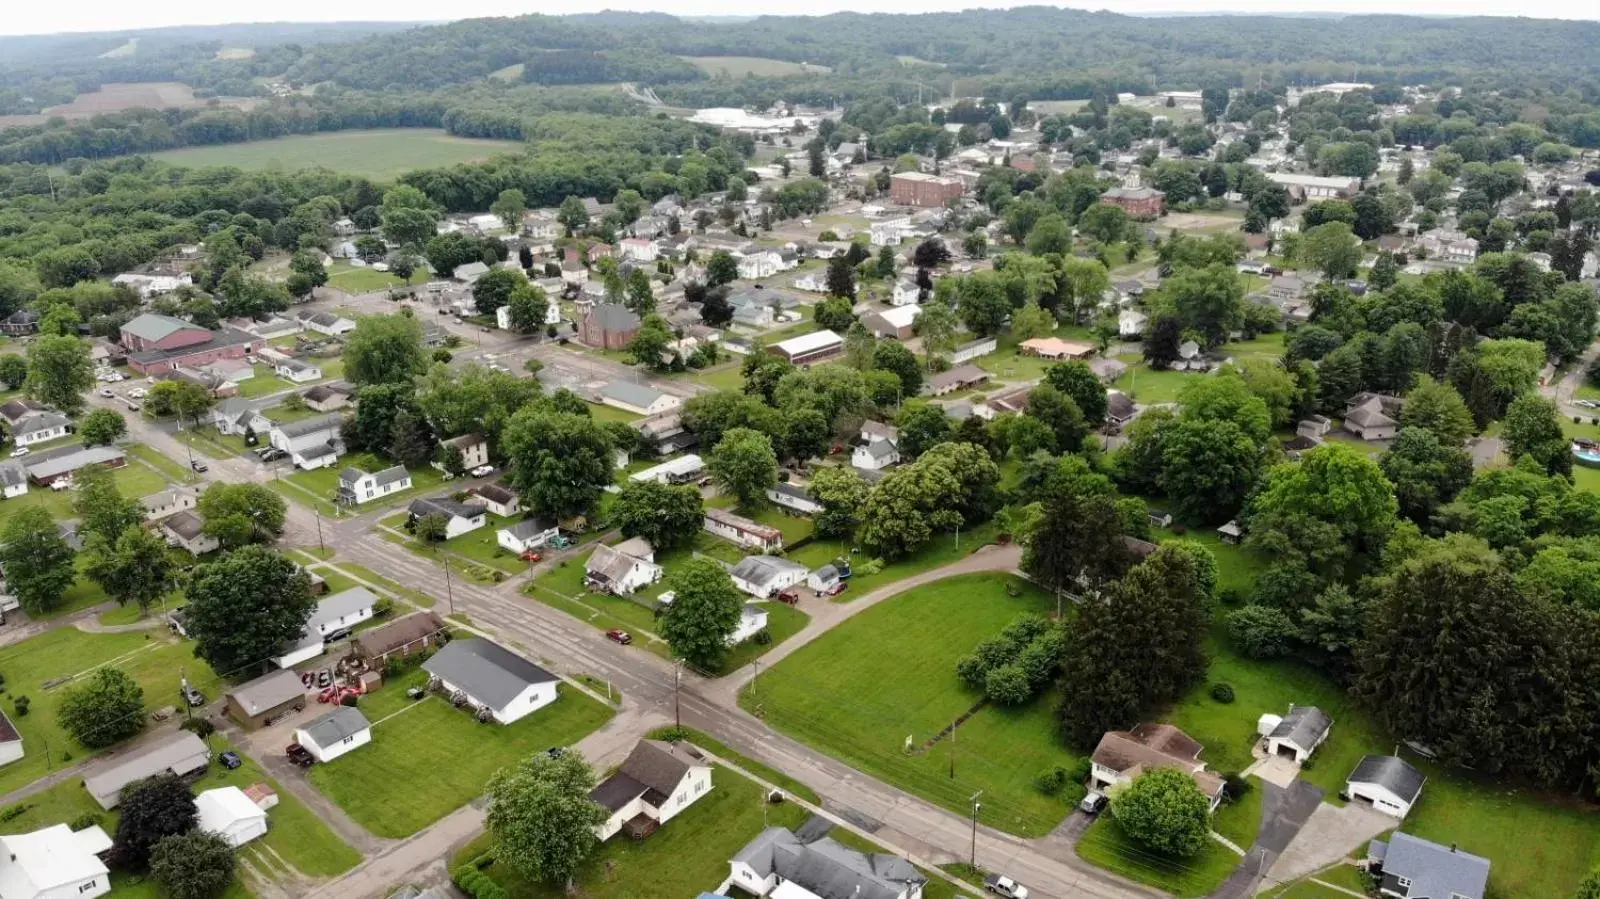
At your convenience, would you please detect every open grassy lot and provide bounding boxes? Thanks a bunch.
[281,452,444,512]
[687,364,745,392]
[1211,778,1265,850]
[381,510,527,577]
[680,56,831,77]
[587,402,644,425]
[1109,363,1199,405]
[148,129,525,180]
[785,518,1001,602]
[0,462,166,531]
[308,687,614,837]
[124,442,199,485]
[327,262,428,294]
[739,573,1080,836]
[1076,814,1240,898]
[0,629,221,795]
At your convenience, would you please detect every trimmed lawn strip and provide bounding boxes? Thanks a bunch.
[786,519,1002,602]
[328,561,436,608]
[1076,814,1239,898]
[307,688,614,837]
[1211,778,1264,851]
[285,452,446,512]
[266,479,337,517]
[0,464,168,533]
[124,443,199,485]
[173,426,249,460]
[739,573,1080,836]
[380,511,529,576]
[377,530,503,585]
[646,726,819,804]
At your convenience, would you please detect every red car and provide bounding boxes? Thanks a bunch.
[777,590,801,606]
[520,551,543,562]
[606,629,633,645]
[826,582,849,597]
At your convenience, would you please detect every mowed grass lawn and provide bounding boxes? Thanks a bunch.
[308,688,614,837]
[1076,813,1240,898]
[0,462,166,532]
[0,629,219,796]
[739,573,1081,836]
[282,452,444,510]
[785,518,1002,602]
[147,129,525,180]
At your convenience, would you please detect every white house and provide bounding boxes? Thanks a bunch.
[270,414,346,470]
[140,489,195,522]
[0,461,27,500]
[338,465,412,505]
[704,508,784,552]
[438,434,489,471]
[584,537,663,595]
[0,824,113,899]
[10,411,69,447]
[863,305,921,340]
[891,280,921,306]
[1345,755,1425,820]
[726,828,926,899]
[951,336,998,364]
[853,438,900,471]
[737,251,782,280]
[195,786,268,848]
[422,638,560,725]
[276,359,322,383]
[293,706,373,763]
[599,382,682,417]
[275,587,378,667]
[407,497,488,539]
[496,300,562,331]
[619,237,658,263]
[1118,309,1148,338]
[629,454,704,486]
[299,311,356,336]
[1262,705,1332,763]
[497,516,560,555]
[729,555,809,599]
[472,484,520,518]
[0,711,22,767]
[870,217,913,247]
[766,482,824,515]
[807,564,842,593]
[161,510,221,556]
[591,740,713,841]
[212,398,273,437]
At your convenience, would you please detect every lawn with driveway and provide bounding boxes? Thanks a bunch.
[1076,813,1240,898]
[738,573,1081,836]
[0,461,166,531]
[379,510,528,577]
[783,518,1002,602]
[307,685,615,837]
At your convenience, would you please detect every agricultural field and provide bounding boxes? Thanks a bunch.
[147,129,525,180]
[488,63,525,81]
[680,56,831,77]
[739,573,1081,836]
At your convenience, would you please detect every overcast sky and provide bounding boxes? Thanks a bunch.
[6,0,1597,38]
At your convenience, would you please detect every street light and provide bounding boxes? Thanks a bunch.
[969,792,983,868]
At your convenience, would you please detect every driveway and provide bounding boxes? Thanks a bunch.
[1265,798,1394,887]
[1208,780,1322,899]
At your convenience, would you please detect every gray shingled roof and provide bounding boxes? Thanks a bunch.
[409,497,486,521]
[1269,705,1332,750]
[12,412,68,436]
[228,669,306,717]
[600,381,667,410]
[733,827,925,899]
[1348,755,1425,804]
[503,517,556,540]
[422,638,557,709]
[730,555,807,590]
[275,413,344,439]
[590,740,705,811]
[23,445,125,481]
[300,706,371,748]
[1374,832,1489,899]
[587,304,640,333]
[307,588,376,632]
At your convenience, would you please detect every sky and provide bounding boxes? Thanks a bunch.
[5,0,1597,37]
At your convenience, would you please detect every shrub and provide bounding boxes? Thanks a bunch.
[452,864,508,899]
[179,717,216,738]
[1222,773,1252,801]
[0,804,30,823]
[1068,756,1093,786]
[12,696,27,717]
[1034,766,1068,795]
[373,598,395,618]
[984,665,1031,705]
[1210,682,1235,704]
[1217,586,1246,607]
[1226,605,1299,659]
[70,812,103,831]
[754,629,773,645]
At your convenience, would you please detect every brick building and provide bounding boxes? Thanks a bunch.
[889,172,965,208]
[579,304,642,351]
[1099,185,1166,219]
[120,314,264,376]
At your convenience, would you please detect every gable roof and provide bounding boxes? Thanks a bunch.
[502,516,557,540]
[228,668,306,717]
[1348,755,1425,804]
[12,411,69,436]
[408,497,486,521]
[733,827,925,899]
[730,555,807,588]
[355,611,446,657]
[422,638,558,709]
[705,507,782,542]
[83,731,210,806]
[601,381,668,410]
[274,413,344,439]
[590,740,706,811]
[307,587,376,632]
[1091,723,1223,799]
[1375,832,1489,899]
[587,304,641,333]
[1269,705,1332,750]
[475,484,518,506]
[300,706,371,747]
[122,313,201,343]
[586,542,653,582]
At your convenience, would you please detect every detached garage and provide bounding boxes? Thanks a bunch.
[196,786,268,847]
[1345,755,1425,820]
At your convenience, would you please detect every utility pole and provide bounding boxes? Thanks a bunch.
[969,792,983,868]
[673,660,683,729]
[948,723,956,779]
[442,556,456,615]
[313,509,326,556]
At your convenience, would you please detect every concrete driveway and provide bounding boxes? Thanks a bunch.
[1208,780,1323,899]
[1266,799,1394,887]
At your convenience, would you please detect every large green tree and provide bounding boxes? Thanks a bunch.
[113,774,197,870]
[197,482,287,549]
[611,480,703,550]
[503,410,616,520]
[660,558,745,671]
[1399,375,1476,446]
[25,334,93,414]
[77,408,126,446]
[1379,428,1474,525]
[1111,768,1213,858]
[345,314,428,387]
[0,506,76,614]
[184,547,314,676]
[809,466,870,539]
[1157,418,1261,523]
[707,427,779,511]
[150,831,236,899]
[485,751,607,890]
[57,666,144,750]
[1247,443,1399,570]
[86,525,176,613]
[74,465,142,546]
[1501,393,1571,477]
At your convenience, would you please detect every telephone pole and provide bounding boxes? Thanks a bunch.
[673,661,684,729]
[969,792,983,867]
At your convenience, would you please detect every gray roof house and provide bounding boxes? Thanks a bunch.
[293,706,373,762]
[590,739,712,840]
[1368,832,1489,899]
[1265,705,1332,763]
[407,497,488,537]
[729,555,809,598]
[1346,755,1426,819]
[423,638,562,724]
[728,826,927,899]
[84,731,211,809]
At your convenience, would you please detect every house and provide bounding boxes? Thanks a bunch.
[951,336,997,364]
[1367,832,1489,899]
[351,611,447,666]
[807,564,841,593]
[211,398,272,437]
[338,465,412,505]
[0,309,39,336]
[600,382,682,417]
[199,357,255,385]
[497,517,559,555]
[579,304,642,351]
[1106,391,1138,431]
[1343,393,1403,441]
[1088,723,1225,812]
[630,454,705,486]
[1019,337,1095,360]
[1118,309,1148,338]
[863,305,921,341]
[473,484,520,518]
[407,497,488,539]
[738,251,782,280]
[0,824,113,899]
[437,433,489,471]
[0,400,46,429]
[160,510,220,556]
[1100,184,1166,219]
[276,358,322,383]
[869,217,913,247]
[269,414,345,470]
[120,315,264,376]
[275,587,378,667]
[1218,520,1244,544]
[10,411,69,447]
[195,786,268,848]
[585,538,663,595]
[293,707,373,763]
[0,711,21,767]
[766,482,824,515]
[111,271,193,298]
[925,364,988,397]
[634,413,696,455]
[591,740,714,841]
[770,330,845,366]
[83,731,211,809]
[423,637,561,725]
[890,171,965,207]
[452,261,491,283]
[730,605,769,644]
[1266,172,1361,201]
[732,303,777,328]
[1266,275,1307,303]
[1263,705,1332,763]
[704,508,784,551]
[23,444,125,487]
[1346,755,1425,820]
[726,827,927,899]
[225,669,307,731]
[853,438,900,471]
[729,555,808,598]
[890,280,921,307]
[0,461,26,500]
[1416,231,1479,265]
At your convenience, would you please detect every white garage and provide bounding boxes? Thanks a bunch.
[195,787,268,847]
[1345,754,1425,820]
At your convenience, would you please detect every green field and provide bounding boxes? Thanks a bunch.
[308,687,614,837]
[327,263,429,294]
[739,573,1081,836]
[680,56,831,77]
[147,129,525,180]
[0,462,166,532]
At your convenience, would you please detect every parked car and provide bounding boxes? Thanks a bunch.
[1079,792,1108,815]
[98,388,114,398]
[606,629,633,645]
[219,751,243,770]
[825,582,849,598]
[190,460,208,472]
[286,744,315,767]
[181,684,205,707]
[470,465,494,477]
[520,551,543,563]
[777,590,801,605]
[128,387,147,398]
[8,447,27,458]
[984,874,1029,899]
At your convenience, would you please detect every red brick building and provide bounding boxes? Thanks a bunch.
[120,314,264,376]
[1099,185,1166,220]
[889,172,965,208]
[579,304,641,351]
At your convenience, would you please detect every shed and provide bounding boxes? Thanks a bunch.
[1265,705,1332,763]
[1345,755,1425,819]
[294,707,372,763]
[196,786,268,847]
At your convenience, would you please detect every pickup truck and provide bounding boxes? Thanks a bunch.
[983,874,1029,899]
